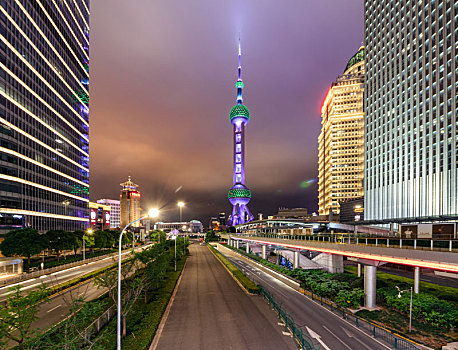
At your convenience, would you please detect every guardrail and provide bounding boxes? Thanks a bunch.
[0,254,114,287]
[260,286,316,350]
[298,287,421,350]
[236,233,458,253]
[0,244,152,288]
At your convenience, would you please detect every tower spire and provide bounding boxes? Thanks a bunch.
[236,35,243,105]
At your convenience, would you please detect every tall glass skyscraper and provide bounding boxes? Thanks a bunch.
[0,1,90,232]
[364,0,457,221]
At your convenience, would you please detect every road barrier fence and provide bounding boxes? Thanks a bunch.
[299,287,421,350]
[260,286,316,350]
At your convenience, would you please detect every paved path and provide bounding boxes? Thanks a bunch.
[154,243,297,350]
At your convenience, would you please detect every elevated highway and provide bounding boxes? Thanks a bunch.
[221,234,458,308]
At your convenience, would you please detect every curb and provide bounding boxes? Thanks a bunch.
[208,244,256,296]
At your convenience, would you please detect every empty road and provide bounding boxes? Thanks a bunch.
[154,243,298,350]
[220,246,390,350]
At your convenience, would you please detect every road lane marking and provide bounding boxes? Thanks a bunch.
[292,289,390,349]
[47,304,61,313]
[341,326,374,350]
[306,326,331,350]
[322,325,352,350]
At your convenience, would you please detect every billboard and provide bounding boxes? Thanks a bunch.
[400,223,456,239]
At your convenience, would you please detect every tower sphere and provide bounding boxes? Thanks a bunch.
[230,104,250,122]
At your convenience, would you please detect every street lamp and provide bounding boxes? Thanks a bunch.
[83,228,93,261]
[171,234,177,272]
[182,225,187,255]
[177,201,184,222]
[117,208,159,349]
[396,286,413,332]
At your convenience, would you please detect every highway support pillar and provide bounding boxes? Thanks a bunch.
[236,240,239,249]
[364,266,377,308]
[294,251,299,269]
[228,238,231,246]
[262,245,267,260]
[357,263,362,277]
[246,242,250,254]
[390,222,394,236]
[414,267,420,294]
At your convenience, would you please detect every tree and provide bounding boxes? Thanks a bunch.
[94,230,115,250]
[45,230,73,261]
[0,228,46,265]
[94,257,144,337]
[0,285,48,350]
[205,230,218,243]
[71,230,85,256]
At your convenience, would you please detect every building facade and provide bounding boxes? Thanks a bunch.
[364,1,457,221]
[0,1,90,233]
[154,220,203,233]
[318,47,365,216]
[89,201,110,231]
[97,198,120,229]
[120,176,141,228]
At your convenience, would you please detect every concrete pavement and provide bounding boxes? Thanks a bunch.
[154,243,298,350]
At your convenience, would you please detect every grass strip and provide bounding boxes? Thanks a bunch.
[208,244,260,294]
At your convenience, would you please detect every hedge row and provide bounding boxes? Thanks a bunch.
[96,257,187,349]
[208,245,260,294]
[229,247,458,328]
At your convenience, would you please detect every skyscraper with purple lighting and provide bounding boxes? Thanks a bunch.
[228,39,254,226]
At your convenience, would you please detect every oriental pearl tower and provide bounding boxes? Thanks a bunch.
[228,38,254,226]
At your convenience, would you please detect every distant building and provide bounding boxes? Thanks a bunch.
[275,208,310,220]
[339,197,364,223]
[120,176,142,228]
[154,220,203,233]
[209,217,220,231]
[318,47,365,216]
[97,199,120,229]
[89,202,111,231]
[218,213,227,228]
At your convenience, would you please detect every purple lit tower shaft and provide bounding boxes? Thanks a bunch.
[228,39,254,226]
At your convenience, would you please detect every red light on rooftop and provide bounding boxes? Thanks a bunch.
[321,88,332,114]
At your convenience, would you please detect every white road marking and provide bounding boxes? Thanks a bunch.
[322,325,352,350]
[306,326,331,350]
[341,326,374,350]
[46,304,61,313]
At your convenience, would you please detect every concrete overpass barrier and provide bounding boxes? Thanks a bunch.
[216,243,301,291]
[225,235,458,273]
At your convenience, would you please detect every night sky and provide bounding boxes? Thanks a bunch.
[90,0,364,223]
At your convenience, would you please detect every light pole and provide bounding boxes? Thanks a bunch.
[177,201,184,222]
[117,208,159,349]
[396,286,413,332]
[182,225,187,255]
[83,228,93,261]
[172,234,177,272]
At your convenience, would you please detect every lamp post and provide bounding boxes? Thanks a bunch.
[172,234,177,272]
[182,225,187,255]
[177,201,184,222]
[83,228,93,261]
[396,286,413,332]
[117,208,159,349]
